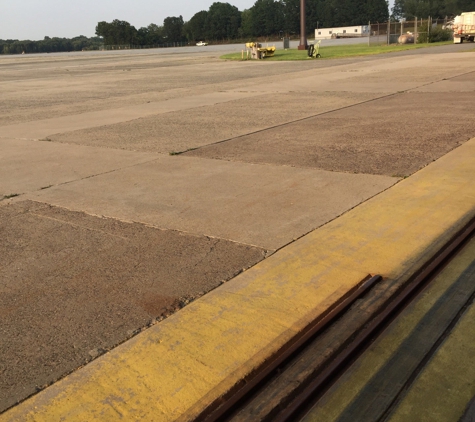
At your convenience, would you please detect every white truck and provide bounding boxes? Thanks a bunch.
[453,11,475,43]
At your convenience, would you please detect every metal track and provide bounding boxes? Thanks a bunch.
[196,217,475,422]
[278,218,475,422]
[195,274,382,422]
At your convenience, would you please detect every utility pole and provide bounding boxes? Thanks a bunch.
[298,0,308,50]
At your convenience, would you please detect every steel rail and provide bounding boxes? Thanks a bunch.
[197,274,383,422]
[278,217,475,422]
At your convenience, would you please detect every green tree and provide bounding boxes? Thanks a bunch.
[147,24,164,44]
[184,11,209,41]
[319,0,337,27]
[137,27,149,45]
[250,0,284,36]
[457,0,475,11]
[280,0,381,34]
[391,0,405,19]
[136,23,163,45]
[404,0,430,19]
[163,16,185,42]
[95,21,113,44]
[366,0,389,22]
[391,0,474,20]
[95,20,137,45]
[281,0,300,34]
[240,9,254,37]
[281,0,321,34]
[328,0,367,26]
[306,0,322,33]
[206,2,242,39]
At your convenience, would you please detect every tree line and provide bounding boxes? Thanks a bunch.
[0,36,103,55]
[95,0,475,45]
[96,0,390,45]
[391,0,475,20]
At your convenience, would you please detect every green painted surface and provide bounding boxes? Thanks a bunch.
[387,301,475,421]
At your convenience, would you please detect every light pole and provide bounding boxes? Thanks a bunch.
[298,0,307,50]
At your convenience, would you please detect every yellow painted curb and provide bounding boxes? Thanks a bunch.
[4,139,475,421]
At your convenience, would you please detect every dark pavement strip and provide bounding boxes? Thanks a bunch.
[0,200,266,413]
[48,92,377,155]
[184,91,475,177]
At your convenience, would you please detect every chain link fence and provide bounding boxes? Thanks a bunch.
[102,42,189,50]
[368,18,452,45]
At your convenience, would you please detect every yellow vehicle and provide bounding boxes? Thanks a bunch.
[245,42,276,59]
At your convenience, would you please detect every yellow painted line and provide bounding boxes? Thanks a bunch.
[3,139,475,421]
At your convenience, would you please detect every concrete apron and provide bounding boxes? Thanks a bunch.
[3,138,475,421]
[0,137,156,196]
[19,150,397,251]
[0,91,265,140]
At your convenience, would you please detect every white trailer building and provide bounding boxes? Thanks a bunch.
[315,25,370,40]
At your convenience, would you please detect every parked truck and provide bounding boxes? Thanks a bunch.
[453,11,475,43]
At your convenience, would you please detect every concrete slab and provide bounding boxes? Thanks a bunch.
[411,70,475,92]
[0,92,265,140]
[0,200,265,413]
[21,155,397,251]
[4,137,475,422]
[227,53,474,94]
[0,55,324,127]
[2,46,475,421]
[185,92,475,177]
[3,50,471,129]
[449,72,475,82]
[326,62,474,93]
[48,92,380,154]
[229,67,421,94]
[0,138,156,197]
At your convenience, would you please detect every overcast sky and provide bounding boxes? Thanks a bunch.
[1,0,395,41]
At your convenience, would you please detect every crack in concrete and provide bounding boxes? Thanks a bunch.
[28,212,132,242]
[172,69,475,157]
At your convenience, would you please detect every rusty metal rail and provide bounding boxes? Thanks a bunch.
[195,217,475,422]
[277,218,475,422]
[195,274,382,422]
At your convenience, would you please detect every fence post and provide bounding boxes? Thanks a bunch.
[368,21,371,46]
[414,17,417,44]
[428,16,431,42]
[387,20,390,44]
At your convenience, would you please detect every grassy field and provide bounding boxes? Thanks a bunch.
[220,41,453,61]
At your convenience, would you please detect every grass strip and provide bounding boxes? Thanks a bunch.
[220,41,453,61]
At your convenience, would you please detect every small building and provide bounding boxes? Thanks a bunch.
[315,25,370,40]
